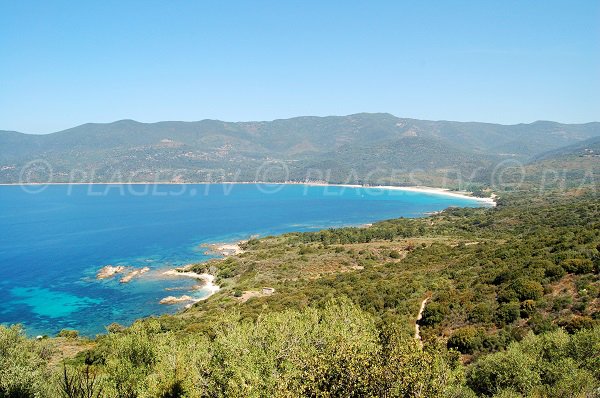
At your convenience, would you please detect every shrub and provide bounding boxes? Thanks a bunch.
[520,300,536,318]
[467,343,540,395]
[496,302,521,325]
[527,314,556,334]
[468,303,496,324]
[497,287,518,303]
[558,316,597,334]
[0,325,53,397]
[552,295,572,311]
[389,250,401,259]
[544,264,566,281]
[561,258,594,274]
[447,326,484,354]
[57,329,79,339]
[418,302,447,327]
[106,323,125,334]
[299,245,316,255]
[468,327,600,396]
[513,279,544,301]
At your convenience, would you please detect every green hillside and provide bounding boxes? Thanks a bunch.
[533,135,600,162]
[1,114,598,185]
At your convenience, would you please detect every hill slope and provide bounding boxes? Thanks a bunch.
[1,114,599,184]
[533,135,600,161]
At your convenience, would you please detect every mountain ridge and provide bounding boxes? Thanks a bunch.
[1,113,599,185]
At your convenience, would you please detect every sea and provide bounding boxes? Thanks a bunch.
[0,183,490,336]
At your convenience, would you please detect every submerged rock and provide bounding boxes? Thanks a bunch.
[119,267,150,283]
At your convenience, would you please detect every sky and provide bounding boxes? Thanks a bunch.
[0,1,599,133]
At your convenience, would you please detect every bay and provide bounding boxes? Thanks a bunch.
[0,183,489,336]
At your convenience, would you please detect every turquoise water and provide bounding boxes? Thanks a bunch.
[0,183,488,336]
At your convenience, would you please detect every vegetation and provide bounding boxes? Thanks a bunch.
[1,302,599,397]
[0,155,599,396]
[1,114,598,186]
[184,189,599,346]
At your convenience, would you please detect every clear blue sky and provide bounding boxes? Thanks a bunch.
[1,0,598,133]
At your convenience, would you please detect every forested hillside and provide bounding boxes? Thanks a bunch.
[1,114,598,185]
[533,135,600,162]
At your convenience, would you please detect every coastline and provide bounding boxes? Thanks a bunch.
[8,181,496,334]
[147,185,494,307]
[161,269,220,305]
[0,181,496,206]
[368,185,496,206]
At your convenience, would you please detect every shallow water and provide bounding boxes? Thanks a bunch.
[0,183,487,336]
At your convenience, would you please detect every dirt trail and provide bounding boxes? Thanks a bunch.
[414,297,429,346]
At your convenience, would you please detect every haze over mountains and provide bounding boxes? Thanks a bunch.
[1,113,598,186]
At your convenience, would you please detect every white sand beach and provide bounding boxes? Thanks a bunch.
[367,185,497,206]
[161,269,220,304]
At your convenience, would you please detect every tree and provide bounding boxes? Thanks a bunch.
[0,325,53,397]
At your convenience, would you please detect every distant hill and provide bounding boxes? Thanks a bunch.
[532,135,600,162]
[1,113,598,185]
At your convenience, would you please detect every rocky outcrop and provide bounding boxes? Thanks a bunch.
[96,265,126,279]
[159,295,193,304]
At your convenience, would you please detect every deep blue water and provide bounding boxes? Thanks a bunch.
[0,184,488,336]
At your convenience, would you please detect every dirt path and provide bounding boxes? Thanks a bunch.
[414,296,429,346]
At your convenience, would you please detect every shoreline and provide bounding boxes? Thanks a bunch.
[201,241,247,256]
[0,181,496,205]
[15,182,495,334]
[161,269,220,306]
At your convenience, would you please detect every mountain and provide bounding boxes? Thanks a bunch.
[1,113,598,185]
[532,135,600,162]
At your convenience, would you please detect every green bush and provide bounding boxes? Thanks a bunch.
[447,326,484,354]
[468,303,496,324]
[418,302,447,327]
[0,325,53,397]
[468,328,600,397]
[512,279,544,301]
[558,316,597,334]
[57,329,79,338]
[562,258,594,274]
[527,313,556,334]
[544,264,566,281]
[67,299,462,397]
[496,288,518,304]
[520,300,536,318]
[389,250,401,259]
[298,245,316,255]
[106,322,125,334]
[496,302,521,325]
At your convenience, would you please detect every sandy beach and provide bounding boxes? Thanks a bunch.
[367,185,497,206]
[161,268,220,305]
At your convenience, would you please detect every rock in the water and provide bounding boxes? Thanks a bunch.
[96,265,126,279]
[159,295,193,304]
[119,267,150,283]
